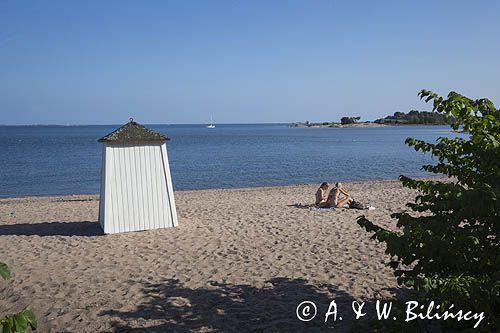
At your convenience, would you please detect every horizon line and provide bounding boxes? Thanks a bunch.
[0,121,297,127]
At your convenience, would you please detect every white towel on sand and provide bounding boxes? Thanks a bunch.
[309,207,335,211]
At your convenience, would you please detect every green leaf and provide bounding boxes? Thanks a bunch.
[0,263,11,281]
[13,312,28,332]
[0,309,37,333]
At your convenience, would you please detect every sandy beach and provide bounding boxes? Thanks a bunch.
[0,179,416,332]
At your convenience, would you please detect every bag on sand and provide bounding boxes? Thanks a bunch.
[349,200,369,210]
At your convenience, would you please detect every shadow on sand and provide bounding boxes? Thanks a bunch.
[0,221,103,237]
[100,277,398,332]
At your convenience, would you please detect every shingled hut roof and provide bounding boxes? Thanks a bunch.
[98,119,169,143]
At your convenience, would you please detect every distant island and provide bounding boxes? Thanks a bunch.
[291,110,454,128]
[290,120,384,128]
[374,110,454,125]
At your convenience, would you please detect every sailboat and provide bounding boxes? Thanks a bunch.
[206,116,216,128]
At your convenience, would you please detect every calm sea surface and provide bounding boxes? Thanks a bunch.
[0,124,462,198]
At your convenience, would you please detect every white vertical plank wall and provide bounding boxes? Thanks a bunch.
[99,142,178,234]
[98,147,106,229]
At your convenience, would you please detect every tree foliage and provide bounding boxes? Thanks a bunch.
[358,90,500,330]
[340,116,360,125]
[0,262,37,332]
[375,109,454,125]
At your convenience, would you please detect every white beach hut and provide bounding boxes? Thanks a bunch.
[98,119,178,234]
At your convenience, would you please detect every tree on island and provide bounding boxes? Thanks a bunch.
[375,110,454,125]
[340,116,360,125]
[358,90,500,330]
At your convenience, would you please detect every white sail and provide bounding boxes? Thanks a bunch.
[207,115,215,128]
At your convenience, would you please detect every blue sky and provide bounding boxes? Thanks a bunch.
[1,0,499,125]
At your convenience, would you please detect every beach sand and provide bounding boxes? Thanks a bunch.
[0,179,417,332]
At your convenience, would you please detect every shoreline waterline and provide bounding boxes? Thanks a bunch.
[0,176,448,200]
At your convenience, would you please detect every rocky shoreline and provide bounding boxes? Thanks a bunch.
[290,122,386,128]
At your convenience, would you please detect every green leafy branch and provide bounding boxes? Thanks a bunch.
[357,90,500,330]
[0,262,37,333]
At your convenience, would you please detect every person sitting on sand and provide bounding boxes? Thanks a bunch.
[315,182,330,207]
[327,182,353,208]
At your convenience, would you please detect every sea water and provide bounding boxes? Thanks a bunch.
[0,124,462,197]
